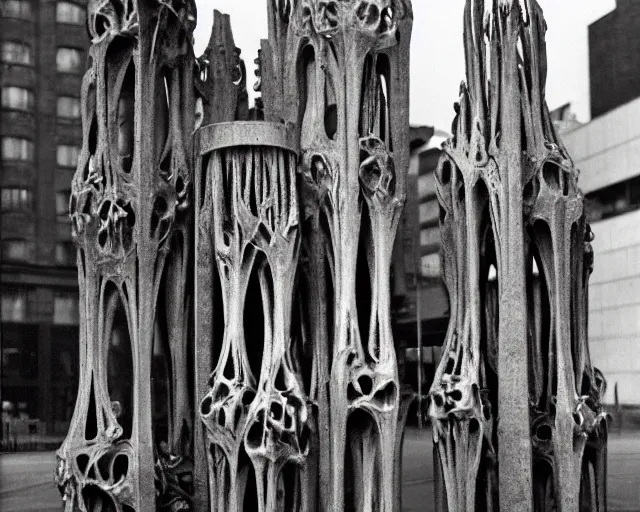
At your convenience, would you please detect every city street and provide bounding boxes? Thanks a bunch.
[1,428,639,511]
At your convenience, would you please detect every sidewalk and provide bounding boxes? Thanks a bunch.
[1,428,638,511]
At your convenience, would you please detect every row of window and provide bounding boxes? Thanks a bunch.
[2,137,79,166]
[1,240,75,266]
[1,187,71,216]
[2,289,79,324]
[2,42,84,73]
[2,86,80,118]
[585,175,640,222]
[3,1,85,24]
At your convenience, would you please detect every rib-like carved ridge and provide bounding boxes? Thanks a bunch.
[429,2,608,511]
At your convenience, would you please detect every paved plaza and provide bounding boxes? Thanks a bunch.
[1,428,639,511]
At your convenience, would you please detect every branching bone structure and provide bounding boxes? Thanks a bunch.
[258,1,413,511]
[196,122,309,512]
[57,1,199,511]
[57,1,609,511]
[429,1,608,511]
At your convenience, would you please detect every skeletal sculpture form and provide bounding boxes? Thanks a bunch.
[56,1,201,510]
[258,1,413,511]
[195,122,308,512]
[58,1,609,511]
[429,1,608,511]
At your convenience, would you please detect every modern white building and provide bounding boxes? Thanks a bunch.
[562,96,640,405]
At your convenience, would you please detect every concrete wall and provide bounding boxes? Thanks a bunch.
[563,96,640,194]
[563,99,640,405]
[588,210,640,405]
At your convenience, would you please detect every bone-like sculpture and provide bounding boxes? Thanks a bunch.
[195,122,308,512]
[259,2,413,511]
[56,1,200,510]
[429,2,608,511]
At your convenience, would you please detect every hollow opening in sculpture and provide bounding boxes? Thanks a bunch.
[82,485,120,512]
[211,261,225,382]
[376,54,392,150]
[277,463,301,512]
[359,53,392,151]
[569,221,582,382]
[579,457,598,509]
[355,205,374,360]
[238,446,258,511]
[117,60,135,174]
[298,44,316,147]
[243,252,269,383]
[344,409,381,510]
[210,445,232,509]
[527,240,553,410]
[152,264,173,450]
[105,282,134,440]
[85,377,99,441]
[528,220,556,408]
[156,67,171,176]
[532,459,556,511]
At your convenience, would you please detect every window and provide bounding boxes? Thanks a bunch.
[57,190,71,217]
[421,253,441,279]
[1,41,32,65]
[53,292,79,324]
[1,240,34,262]
[56,2,85,24]
[1,188,33,212]
[2,1,33,20]
[418,173,436,198]
[1,289,27,322]
[57,96,81,119]
[419,199,439,226]
[55,242,76,266]
[56,48,83,73]
[585,175,640,222]
[2,87,34,111]
[57,145,79,167]
[420,226,440,248]
[2,137,34,161]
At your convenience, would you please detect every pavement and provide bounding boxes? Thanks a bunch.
[1,428,639,511]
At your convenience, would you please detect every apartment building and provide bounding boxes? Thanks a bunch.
[1,0,87,433]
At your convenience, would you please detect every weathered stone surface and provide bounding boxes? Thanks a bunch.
[429,2,608,511]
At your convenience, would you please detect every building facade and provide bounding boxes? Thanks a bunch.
[562,96,640,406]
[1,0,86,434]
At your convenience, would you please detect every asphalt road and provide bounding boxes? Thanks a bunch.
[1,428,639,511]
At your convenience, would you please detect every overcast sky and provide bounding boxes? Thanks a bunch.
[193,0,616,131]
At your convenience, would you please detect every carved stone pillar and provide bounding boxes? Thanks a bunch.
[429,1,608,511]
[55,1,198,510]
[195,122,307,512]
[259,2,414,511]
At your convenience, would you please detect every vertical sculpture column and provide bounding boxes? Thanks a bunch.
[56,1,198,510]
[259,1,413,511]
[196,122,309,512]
[429,1,608,511]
